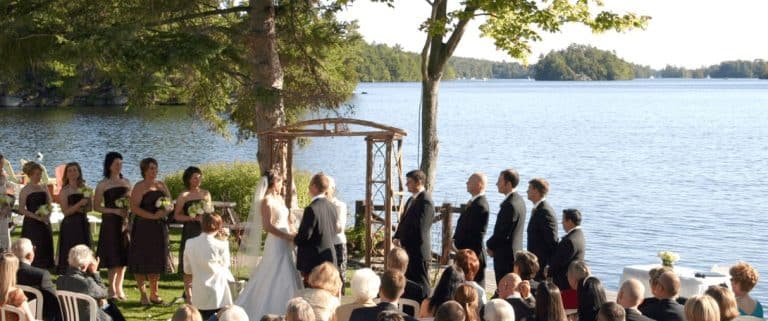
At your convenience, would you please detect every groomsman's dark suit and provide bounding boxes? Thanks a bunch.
[526,200,558,280]
[17,261,60,321]
[638,298,685,321]
[549,226,585,290]
[349,302,419,321]
[295,196,338,275]
[394,191,434,295]
[625,308,656,321]
[486,192,527,286]
[454,194,489,285]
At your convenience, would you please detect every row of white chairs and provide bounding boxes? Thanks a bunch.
[1,287,96,321]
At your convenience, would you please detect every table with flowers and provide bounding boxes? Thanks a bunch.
[619,264,730,298]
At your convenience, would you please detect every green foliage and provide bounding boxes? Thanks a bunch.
[660,60,768,79]
[533,44,638,80]
[163,162,311,222]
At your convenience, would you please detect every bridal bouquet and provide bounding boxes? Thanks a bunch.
[114,197,130,209]
[155,196,173,211]
[36,204,52,217]
[187,200,214,218]
[658,251,680,267]
[0,195,12,208]
[78,186,94,198]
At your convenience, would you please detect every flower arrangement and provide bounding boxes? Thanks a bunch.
[187,200,214,218]
[114,197,130,209]
[78,186,94,198]
[36,204,52,217]
[658,251,680,267]
[155,196,173,211]
[0,195,13,208]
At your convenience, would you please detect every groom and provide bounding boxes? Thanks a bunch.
[295,172,338,283]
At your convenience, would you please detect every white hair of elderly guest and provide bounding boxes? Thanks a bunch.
[351,268,380,303]
[68,244,95,268]
[484,299,516,321]
[11,238,34,262]
[285,297,314,321]
[217,305,249,321]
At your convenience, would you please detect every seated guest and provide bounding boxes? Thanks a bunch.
[498,273,535,321]
[483,299,515,321]
[12,238,60,321]
[183,213,233,320]
[598,302,626,321]
[336,268,380,321]
[568,261,606,321]
[638,271,685,321]
[386,247,428,303]
[56,245,126,321]
[435,300,466,321]
[218,305,249,321]
[455,249,487,304]
[285,297,315,321]
[172,304,203,321]
[453,284,481,321]
[684,295,721,321]
[420,265,465,318]
[617,279,655,321]
[704,285,752,321]
[548,209,585,290]
[296,262,342,321]
[0,252,36,321]
[349,270,417,321]
[514,250,541,297]
[534,281,568,321]
[260,315,281,321]
[729,262,762,318]
[376,311,404,321]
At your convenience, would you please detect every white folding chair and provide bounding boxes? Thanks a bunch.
[398,298,421,317]
[0,304,27,321]
[56,290,97,321]
[16,285,43,320]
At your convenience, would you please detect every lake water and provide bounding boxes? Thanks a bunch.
[2,79,767,300]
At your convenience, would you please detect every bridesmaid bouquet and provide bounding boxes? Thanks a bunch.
[187,201,208,217]
[658,251,680,267]
[78,186,94,198]
[0,195,12,208]
[114,197,130,209]
[36,204,52,217]
[155,196,173,211]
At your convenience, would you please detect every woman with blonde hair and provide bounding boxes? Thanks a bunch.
[453,283,481,321]
[685,295,721,321]
[705,285,754,321]
[18,161,55,269]
[729,262,763,318]
[336,268,380,321]
[57,162,94,274]
[0,253,36,321]
[297,262,342,321]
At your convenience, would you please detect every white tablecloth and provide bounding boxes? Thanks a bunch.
[620,264,730,298]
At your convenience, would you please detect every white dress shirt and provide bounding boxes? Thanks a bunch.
[331,198,348,245]
[183,233,234,310]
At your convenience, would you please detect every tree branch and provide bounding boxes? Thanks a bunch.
[443,5,477,62]
[149,5,251,26]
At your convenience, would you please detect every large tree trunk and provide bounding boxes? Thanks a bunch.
[420,77,441,192]
[249,0,287,172]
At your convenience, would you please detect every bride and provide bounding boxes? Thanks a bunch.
[235,170,303,320]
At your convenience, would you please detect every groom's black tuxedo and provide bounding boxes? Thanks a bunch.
[486,192,527,285]
[295,196,338,274]
[393,191,434,295]
[454,194,489,284]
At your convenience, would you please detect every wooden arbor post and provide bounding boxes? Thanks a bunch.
[258,118,407,267]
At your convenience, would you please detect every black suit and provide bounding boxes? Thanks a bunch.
[486,192,526,286]
[295,196,338,274]
[526,200,558,280]
[349,302,418,321]
[638,298,685,321]
[577,276,607,321]
[394,191,434,294]
[454,194,489,285]
[505,296,535,321]
[403,279,428,303]
[625,308,656,321]
[17,262,60,321]
[549,227,585,290]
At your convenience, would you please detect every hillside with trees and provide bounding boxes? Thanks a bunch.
[533,44,646,80]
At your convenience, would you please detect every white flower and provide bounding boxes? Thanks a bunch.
[203,202,214,214]
[36,205,51,217]
[115,197,130,209]
[155,197,172,210]
[657,251,680,263]
[78,187,93,198]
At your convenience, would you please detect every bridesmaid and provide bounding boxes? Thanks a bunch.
[94,152,131,300]
[0,154,13,251]
[128,157,171,306]
[18,161,55,269]
[173,166,212,303]
[56,162,94,274]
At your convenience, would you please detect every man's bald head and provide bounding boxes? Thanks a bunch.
[498,273,522,298]
[656,271,681,298]
[618,279,645,308]
[467,172,487,196]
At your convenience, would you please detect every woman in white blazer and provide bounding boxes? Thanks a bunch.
[183,213,234,320]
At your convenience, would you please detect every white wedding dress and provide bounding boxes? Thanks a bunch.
[236,193,303,320]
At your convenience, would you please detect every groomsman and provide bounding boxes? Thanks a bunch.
[453,172,490,286]
[548,208,585,290]
[393,170,434,295]
[486,169,527,288]
[526,177,558,281]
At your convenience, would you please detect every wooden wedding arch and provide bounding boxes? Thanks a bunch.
[258,118,407,266]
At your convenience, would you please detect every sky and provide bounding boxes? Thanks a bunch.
[337,1,768,69]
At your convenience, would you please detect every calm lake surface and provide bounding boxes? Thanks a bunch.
[2,79,767,299]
